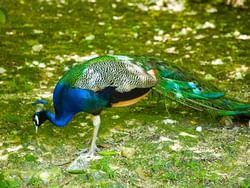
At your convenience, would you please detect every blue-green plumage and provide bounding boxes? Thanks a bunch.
[32,55,250,168]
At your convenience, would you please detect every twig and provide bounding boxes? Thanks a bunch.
[55,159,74,166]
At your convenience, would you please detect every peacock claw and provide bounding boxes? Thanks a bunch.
[77,145,100,155]
[77,148,88,155]
[67,152,102,173]
[94,145,100,152]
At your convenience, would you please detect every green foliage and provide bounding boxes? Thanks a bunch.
[90,157,116,179]
[0,8,7,25]
[0,172,20,188]
[24,153,37,162]
[0,173,8,188]
[8,77,33,93]
[239,178,250,188]
[162,171,178,182]
[27,176,43,187]
[8,153,20,164]
[5,179,20,188]
[221,143,237,156]
[98,150,118,156]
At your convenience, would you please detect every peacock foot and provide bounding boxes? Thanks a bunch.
[77,145,100,155]
[67,149,102,173]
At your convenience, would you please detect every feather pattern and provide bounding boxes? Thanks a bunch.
[62,55,157,93]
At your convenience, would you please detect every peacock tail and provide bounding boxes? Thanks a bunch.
[142,56,250,117]
[58,55,250,118]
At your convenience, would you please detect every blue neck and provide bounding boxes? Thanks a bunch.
[45,110,74,127]
[43,82,109,127]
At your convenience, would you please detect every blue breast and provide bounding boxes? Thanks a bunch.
[53,82,109,117]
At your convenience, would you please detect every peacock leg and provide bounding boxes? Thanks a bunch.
[87,115,101,157]
[67,115,101,172]
[77,115,101,155]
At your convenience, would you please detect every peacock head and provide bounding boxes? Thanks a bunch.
[32,99,48,133]
[32,111,47,128]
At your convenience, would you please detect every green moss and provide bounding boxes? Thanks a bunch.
[0,173,9,188]
[90,157,116,179]
[7,153,20,164]
[24,154,37,162]
[27,176,43,187]
[8,77,33,93]
[0,8,7,25]
[3,114,20,124]
[0,172,21,188]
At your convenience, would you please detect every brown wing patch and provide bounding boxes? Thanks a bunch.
[111,91,150,107]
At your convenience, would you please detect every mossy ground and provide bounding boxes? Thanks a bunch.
[0,0,249,187]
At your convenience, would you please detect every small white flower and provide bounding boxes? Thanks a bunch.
[237,34,250,40]
[32,44,43,52]
[196,126,202,132]
[85,34,95,41]
[211,59,224,65]
[163,118,177,125]
[0,67,6,74]
[39,171,50,182]
[38,63,46,68]
[32,60,39,65]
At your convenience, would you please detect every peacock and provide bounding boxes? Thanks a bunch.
[32,55,250,168]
